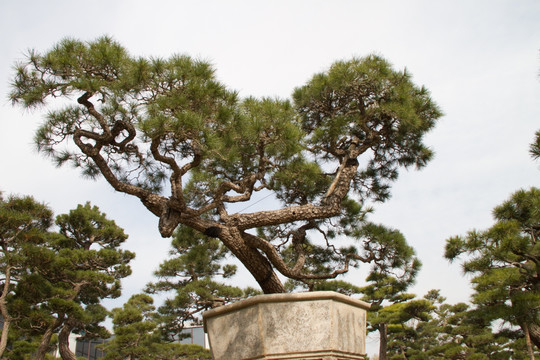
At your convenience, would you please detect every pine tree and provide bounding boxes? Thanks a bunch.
[0,194,53,358]
[385,290,530,359]
[146,226,257,341]
[10,37,442,293]
[445,187,540,359]
[103,294,211,360]
[530,130,540,160]
[15,202,135,360]
[358,224,422,360]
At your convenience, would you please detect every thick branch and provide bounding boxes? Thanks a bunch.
[77,92,111,138]
[226,145,361,230]
[242,232,350,281]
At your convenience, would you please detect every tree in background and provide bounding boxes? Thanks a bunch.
[55,203,135,359]
[0,201,134,360]
[146,226,258,341]
[10,37,442,294]
[0,194,53,358]
[383,290,528,359]
[357,224,422,360]
[102,294,211,360]
[445,187,540,359]
[372,296,432,360]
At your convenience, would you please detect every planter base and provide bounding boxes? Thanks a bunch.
[203,291,370,360]
[248,350,367,359]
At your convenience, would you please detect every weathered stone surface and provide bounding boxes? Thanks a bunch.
[203,291,370,360]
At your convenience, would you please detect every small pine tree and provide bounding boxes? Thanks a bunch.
[0,194,53,358]
[445,188,540,359]
[146,226,257,341]
[12,202,134,360]
[103,294,211,360]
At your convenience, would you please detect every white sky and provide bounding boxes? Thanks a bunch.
[1,0,539,355]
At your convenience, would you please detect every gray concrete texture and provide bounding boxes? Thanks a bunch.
[203,291,370,360]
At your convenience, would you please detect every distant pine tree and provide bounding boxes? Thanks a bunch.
[446,187,540,359]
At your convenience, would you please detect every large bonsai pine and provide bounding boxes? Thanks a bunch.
[10,37,441,294]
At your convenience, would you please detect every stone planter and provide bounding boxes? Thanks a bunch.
[202,291,370,360]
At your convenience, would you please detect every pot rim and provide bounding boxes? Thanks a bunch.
[203,291,371,323]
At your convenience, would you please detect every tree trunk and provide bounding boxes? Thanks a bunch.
[0,266,12,357]
[179,217,285,294]
[528,321,540,350]
[379,323,388,360]
[523,322,536,360]
[35,316,63,360]
[58,322,77,360]
[35,325,56,360]
[0,317,10,358]
[224,229,284,294]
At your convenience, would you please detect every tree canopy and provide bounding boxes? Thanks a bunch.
[0,196,134,359]
[445,187,540,358]
[382,290,530,359]
[102,293,212,360]
[10,36,442,294]
[0,194,53,357]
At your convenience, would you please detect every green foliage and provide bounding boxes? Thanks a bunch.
[445,187,540,352]
[10,37,442,292]
[24,202,134,331]
[530,130,540,160]
[357,222,421,317]
[383,291,531,359]
[146,225,256,342]
[103,294,211,360]
[293,56,442,202]
[0,196,134,358]
[0,194,54,357]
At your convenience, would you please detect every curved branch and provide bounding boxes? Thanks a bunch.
[77,92,111,138]
[242,232,351,281]
[226,141,366,230]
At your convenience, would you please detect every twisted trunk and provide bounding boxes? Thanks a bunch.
[76,95,363,295]
[526,321,540,351]
[58,321,77,360]
[35,316,64,360]
[0,267,13,357]
[183,219,285,294]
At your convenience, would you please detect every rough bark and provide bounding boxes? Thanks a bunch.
[526,321,540,351]
[74,95,366,294]
[0,267,12,357]
[523,322,535,360]
[0,319,10,358]
[58,322,77,360]
[35,316,63,360]
[379,323,388,360]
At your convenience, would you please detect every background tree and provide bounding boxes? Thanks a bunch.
[445,187,540,359]
[146,226,257,341]
[0,194,53,358]
[103,293,211,360]
[372,296,433,360]
[381,290,527,360]
[15,202,135,360]
[358,223,422,360]
[10,37,442,294]
[531,130,540,160]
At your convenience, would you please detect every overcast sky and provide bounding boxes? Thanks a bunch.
[1,0,539,354]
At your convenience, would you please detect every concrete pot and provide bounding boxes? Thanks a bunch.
[202,291,370,360]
